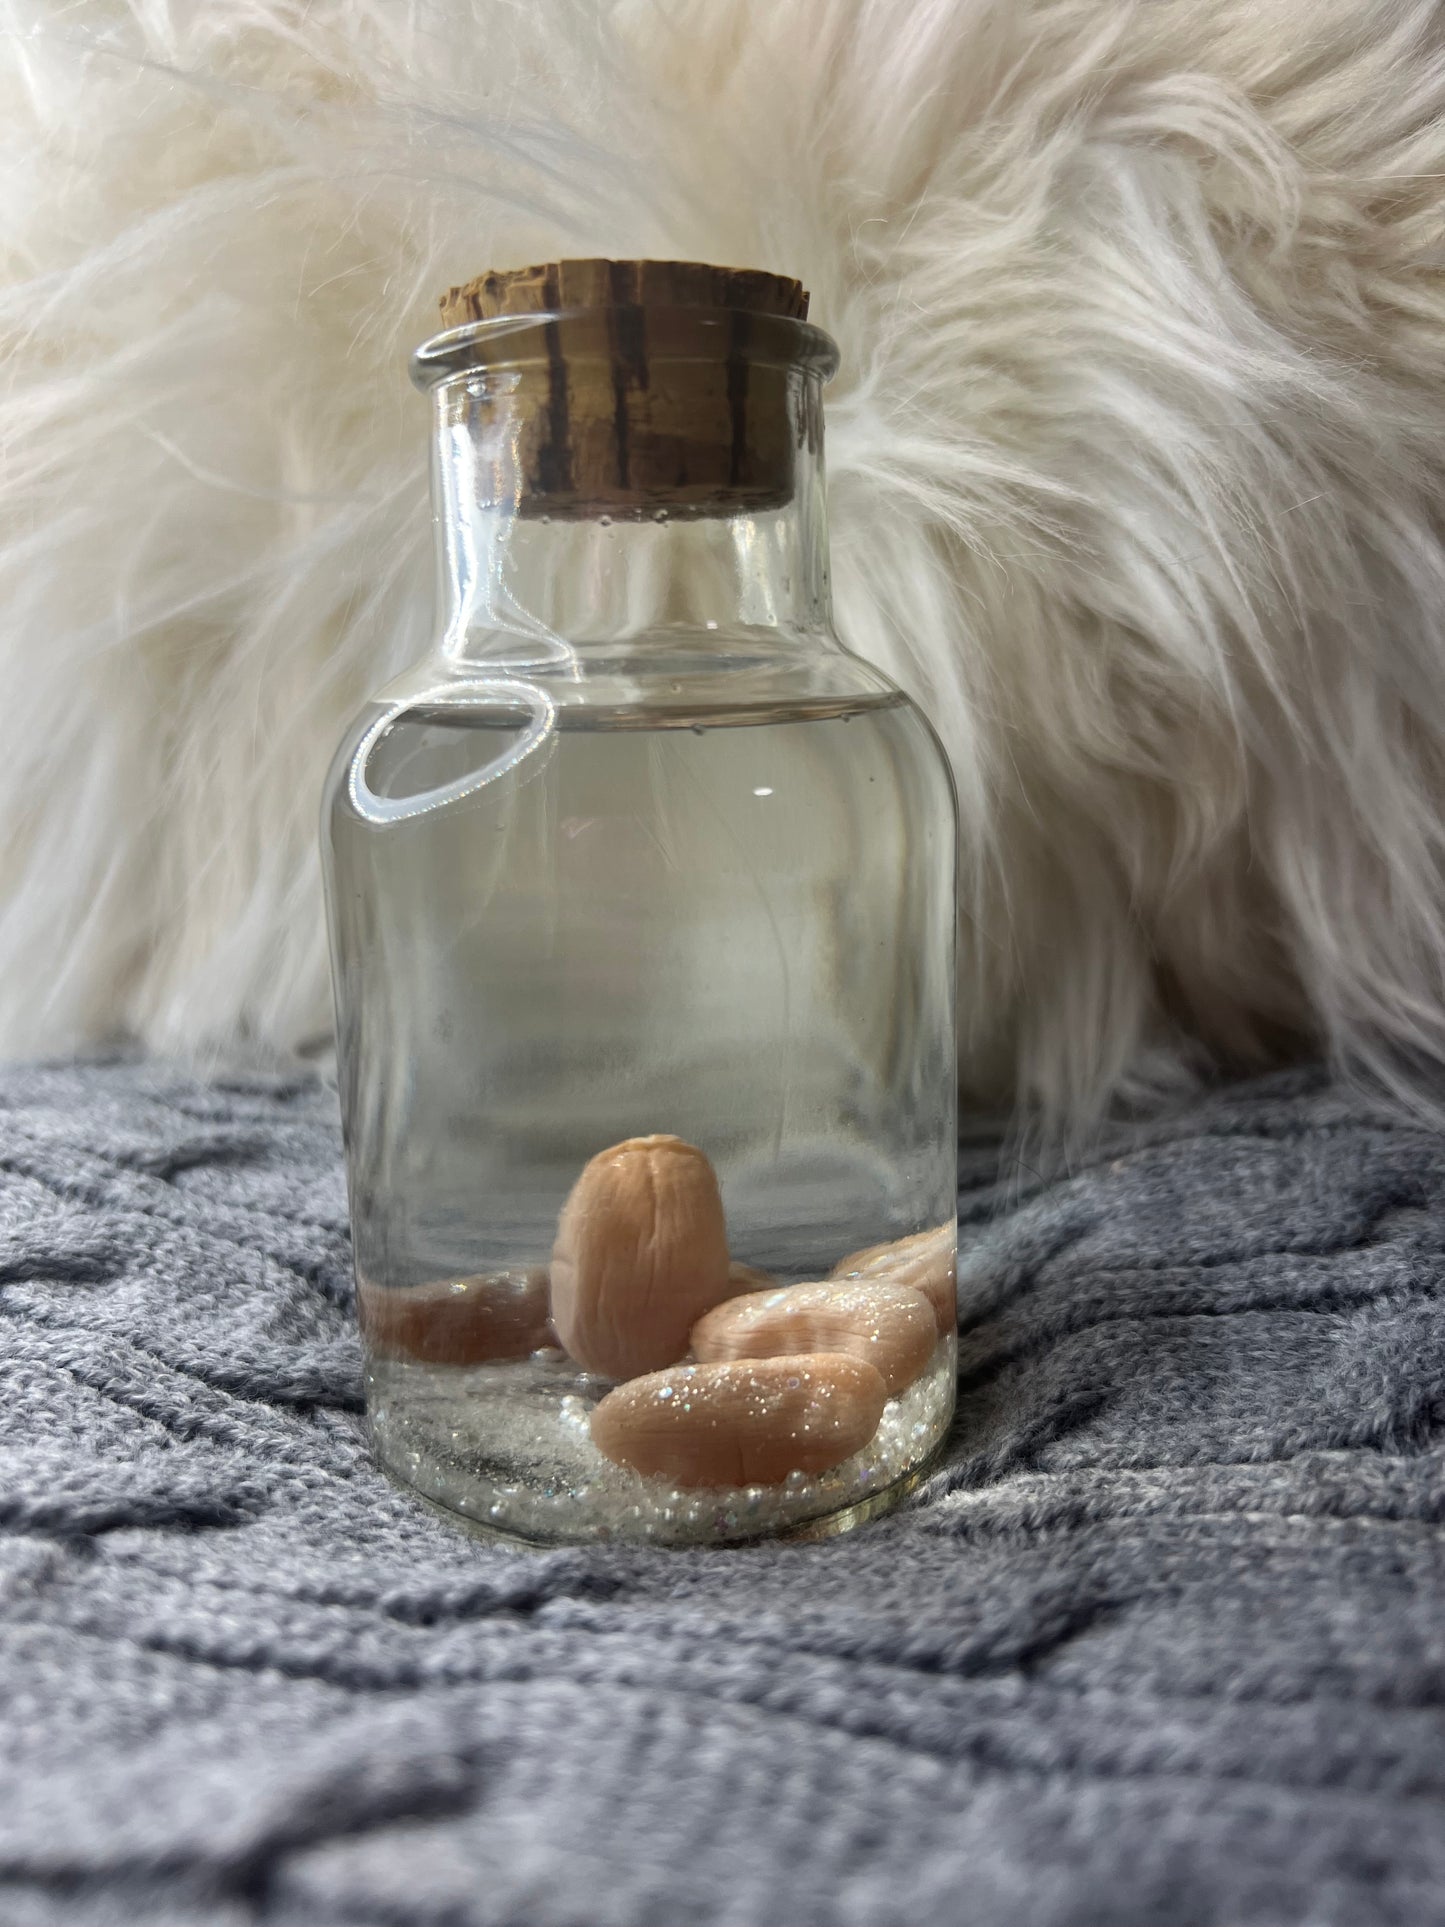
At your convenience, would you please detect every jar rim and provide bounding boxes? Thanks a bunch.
[409,306,841,391]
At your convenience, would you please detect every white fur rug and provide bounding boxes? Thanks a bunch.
[8,0,1445,1129]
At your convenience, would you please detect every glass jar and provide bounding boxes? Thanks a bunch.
[322,259,958,1546]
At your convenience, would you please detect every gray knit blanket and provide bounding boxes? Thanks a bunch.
[2,1058,1442,1927]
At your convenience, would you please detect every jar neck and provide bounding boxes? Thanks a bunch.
[426,363,833,662]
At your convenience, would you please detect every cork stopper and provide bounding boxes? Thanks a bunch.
[428,258,821,519]
[439,259,809,329]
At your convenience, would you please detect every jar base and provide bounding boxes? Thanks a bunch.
[365,1337,955,1550]
[375,1435,950,1552]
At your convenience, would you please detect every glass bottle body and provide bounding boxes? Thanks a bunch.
[323,311,959,1545]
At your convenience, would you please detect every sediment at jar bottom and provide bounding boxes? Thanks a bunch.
[363,1333,955,1546]
[588,1353,890,1488]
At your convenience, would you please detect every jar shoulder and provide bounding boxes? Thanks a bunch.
[338,625,940,726]
[322,625,956,831]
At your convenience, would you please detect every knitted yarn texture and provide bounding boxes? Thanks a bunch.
[0,1059,1441,1924]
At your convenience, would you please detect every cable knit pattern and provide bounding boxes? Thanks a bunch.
[1,1059,1442,1926]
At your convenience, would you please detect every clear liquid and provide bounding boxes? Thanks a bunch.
[325,687,957,1545]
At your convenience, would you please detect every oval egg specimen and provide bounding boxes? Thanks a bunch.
[358,1269,552,1366]
[590,1353,888,1488]
[727,1261,777,1292]
[691,1277,936,1395]
[550,1135,732,1378]
[830,1222,957,1334]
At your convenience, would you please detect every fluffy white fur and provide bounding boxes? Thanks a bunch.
[7,0,1445,1130]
